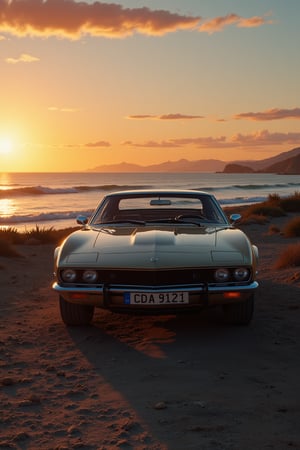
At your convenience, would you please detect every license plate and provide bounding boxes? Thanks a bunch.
[124,292,189,305]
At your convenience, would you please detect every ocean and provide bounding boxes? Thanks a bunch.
[1,172,300,231]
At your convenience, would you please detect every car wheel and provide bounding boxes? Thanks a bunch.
[223,294,254,325]
[59,295,94,326]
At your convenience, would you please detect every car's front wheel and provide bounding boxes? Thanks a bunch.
[59,295,94,326]
[223,294,254,325]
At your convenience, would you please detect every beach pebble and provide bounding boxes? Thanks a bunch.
[1,377,16,386]
[153,401,167,410]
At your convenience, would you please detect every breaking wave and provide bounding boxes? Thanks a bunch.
[1,181,300,199]
[0,184,151,198]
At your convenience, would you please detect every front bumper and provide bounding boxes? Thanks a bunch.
[53,281,258,310]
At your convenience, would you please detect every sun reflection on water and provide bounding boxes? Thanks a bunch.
[0,198,16,220]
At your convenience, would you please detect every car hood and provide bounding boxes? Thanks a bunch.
[57,225,254,268]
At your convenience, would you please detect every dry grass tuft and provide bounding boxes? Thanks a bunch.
[283,216,300,237]
[0,238,22,258]
[232,192,300,225]
[0,226,79,247]
[279,192,300,212]
[240,214,270,225]
[243,204,285,219]
[268,224,281,235]
[274,243,300,269]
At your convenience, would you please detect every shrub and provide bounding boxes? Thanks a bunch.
[240,214,269,225]
[268,224,281,235]
[0,227,25,245]
[243,203,285,218]
[283,216,300,237]
[1,225,79,247]
[267,193,281,204]
[279,192,300,212]
[0,238,21,257]
[274,243,300,269]
[24,225,57,244]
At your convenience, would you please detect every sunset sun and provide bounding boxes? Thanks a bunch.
[0,138,13,155]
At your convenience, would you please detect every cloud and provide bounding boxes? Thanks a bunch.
[128,115,154,120]
[122,140,181,148]
[0,0,201,38]
[127,113,204,120]
[65,140,111,148]
[0,1,270,39]
[234,107,300,121]
[122,130,300,149]
[122,136,231,149]
[5,52,39,63]
[85,140,111,148]
[48,106,80,113]
[199,13,271,33]
[230,129,300,146]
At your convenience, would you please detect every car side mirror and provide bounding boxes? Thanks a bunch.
[229,213,241,224]
[76,215,88,225]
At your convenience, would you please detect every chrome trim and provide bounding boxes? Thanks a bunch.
[53,281,258,295]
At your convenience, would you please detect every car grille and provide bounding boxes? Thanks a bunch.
[58,267,253,287]
[103,268,215,285]
[59,268,218,286]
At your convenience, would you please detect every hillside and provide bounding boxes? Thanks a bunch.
[88,147,300,173]
[224,147,300,174]
[88,158,227,173]
[262,153,300,174]
[234,147,300,171]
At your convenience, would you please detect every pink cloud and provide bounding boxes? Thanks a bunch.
[237,16,267,28]
[0,0,201,38]
[160,113,204,120]
[0,2,271,39]
[5,52,39,63]
[85,140,111,148]
[122,140,181,148]
[234,107,300,121]
[199,13,271,33]
[122,130,300,149]
[127,113,204,120]
[230,129,300,146]
[48,106,80,113]
[127,115,156,120]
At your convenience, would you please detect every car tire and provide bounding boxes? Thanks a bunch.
[59,295,94,326]
[223,294,254,325]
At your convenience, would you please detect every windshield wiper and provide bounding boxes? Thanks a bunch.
[147,218,203,227]
[101,219,146,226]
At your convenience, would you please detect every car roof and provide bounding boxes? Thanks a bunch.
[105,189,213,197]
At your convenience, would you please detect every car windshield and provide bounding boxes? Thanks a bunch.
[90,192,228,226]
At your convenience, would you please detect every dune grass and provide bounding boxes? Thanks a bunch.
[274,243,300,269]
[0,238,22,258]
[282,216,300,237]
[235,191,300,225]
[0,226,79,257]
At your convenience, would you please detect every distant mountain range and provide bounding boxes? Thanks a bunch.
[88,146,300,174]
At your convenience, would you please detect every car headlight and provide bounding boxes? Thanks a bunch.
[233,268,250,281]
[214,268,230,282]
[82,270,98,283]
[61,269,77,282]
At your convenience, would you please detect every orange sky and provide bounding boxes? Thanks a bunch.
[0,0,300,172]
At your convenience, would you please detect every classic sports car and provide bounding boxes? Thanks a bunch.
[53,190,258,326]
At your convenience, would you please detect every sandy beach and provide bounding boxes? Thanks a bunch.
[1,215,300,450]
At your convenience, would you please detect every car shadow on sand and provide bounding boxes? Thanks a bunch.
[62,278,300,449]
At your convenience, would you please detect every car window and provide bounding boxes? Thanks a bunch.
[118,196,202,210]
[91,194,227,225]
